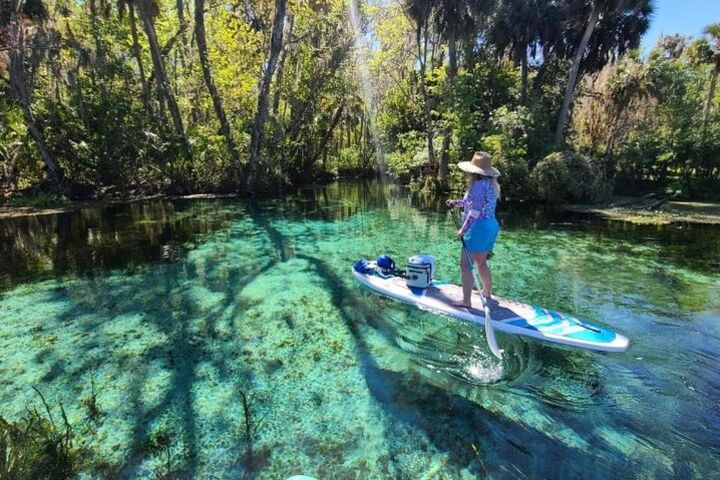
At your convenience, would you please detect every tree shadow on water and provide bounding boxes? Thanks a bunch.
[294,252,620,478]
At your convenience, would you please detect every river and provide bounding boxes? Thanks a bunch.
[0,181,718,479]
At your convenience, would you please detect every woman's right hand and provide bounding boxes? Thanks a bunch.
[446,199,460,208]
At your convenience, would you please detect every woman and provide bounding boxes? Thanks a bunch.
[446,151,501,308]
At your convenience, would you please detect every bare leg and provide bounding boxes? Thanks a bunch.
[471,252,492,298]
[452,249,474,308]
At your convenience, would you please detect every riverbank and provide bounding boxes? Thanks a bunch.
[565,195,720,225]
[3,190,720,226]
[0,193,239,219]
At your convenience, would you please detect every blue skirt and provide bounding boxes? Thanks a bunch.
[463,218,499,253]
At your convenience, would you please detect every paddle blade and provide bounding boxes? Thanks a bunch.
[484,305,503,359]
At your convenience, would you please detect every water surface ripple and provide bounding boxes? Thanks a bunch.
[0,182,718,479]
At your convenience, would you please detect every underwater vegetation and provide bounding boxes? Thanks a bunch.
[0,183,718,478]
[0,387,79,479]
[0,381,269,479]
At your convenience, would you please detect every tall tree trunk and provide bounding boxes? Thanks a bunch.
[416,24,436,171]
[269,13,295,155]
[89,0,105,66]
[519,44,528,105]
[137,0,189,151]
[195,0,241,172]
[272,14,294,116]
[246,0,288,191]
[438,34,457,184]
[8,0,65,192]
[176,0,188,70]
[305,102,345,172]
[555,7,601,147]
[703,62,719,124]
[128,2,152,116]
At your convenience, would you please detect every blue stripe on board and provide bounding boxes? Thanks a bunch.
[530,307,562,328]
[566,324,616,343]
[511,308,617,344]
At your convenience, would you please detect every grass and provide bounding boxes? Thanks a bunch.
[0,387,81,479]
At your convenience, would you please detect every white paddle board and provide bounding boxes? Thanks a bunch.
[352,267,629,352]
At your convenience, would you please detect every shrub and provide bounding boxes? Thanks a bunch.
[384,131,429,183]
[492,155,531,200]
[531,151,611,204]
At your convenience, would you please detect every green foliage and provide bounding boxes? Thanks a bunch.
[482,106,530,159]
[451,61,517,158]
[0,102,41,190]
[531,151,610,204]
[601,49,720,197]
[0,0,717,201]
[384,131,427,183]
[1,193,69,208]
[476,106,532,199]
[188,126,243,192]
[492,155,530,200]
[0,389,82,480]
[377,78,424,147]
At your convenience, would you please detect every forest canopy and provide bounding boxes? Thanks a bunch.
[1,0,719,202]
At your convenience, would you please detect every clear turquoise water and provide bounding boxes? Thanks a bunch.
[1,182,719,479]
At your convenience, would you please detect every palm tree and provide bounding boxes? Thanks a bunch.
[487,0,562,104]
[554,0,653,147]
[432,0,484,183]
[405,0,493,183]
[701,23,720,123]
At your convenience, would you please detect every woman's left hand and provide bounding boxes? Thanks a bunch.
[457,229,464,238]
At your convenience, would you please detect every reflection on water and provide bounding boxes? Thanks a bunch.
[0,200,241,291]
[0,181,718,479]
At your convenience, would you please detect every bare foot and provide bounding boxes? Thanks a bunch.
[450,299,471,309]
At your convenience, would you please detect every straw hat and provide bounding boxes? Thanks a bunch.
[457,151,501,177]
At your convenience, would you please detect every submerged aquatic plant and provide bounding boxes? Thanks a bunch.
[81,372,103,423]
[141,429,175,479]
[238,388,272,471]
[0,387,81,479]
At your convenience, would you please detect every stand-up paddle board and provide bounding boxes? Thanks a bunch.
[352,262,629,353]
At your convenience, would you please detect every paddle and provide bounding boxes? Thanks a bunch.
[452,211,503,360]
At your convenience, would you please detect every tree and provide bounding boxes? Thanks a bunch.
[404,0,439,177]
[194,0,241,172]
[700,23,720,123]
[432,0,489,184]
[124,1,153,116]
[245,0,288,191]
[487,0,562,105]
[654,34,688,60]
[135,0,189,152]
[4,0,66,192]
[554,0,653,146]
[404,0,494,184]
